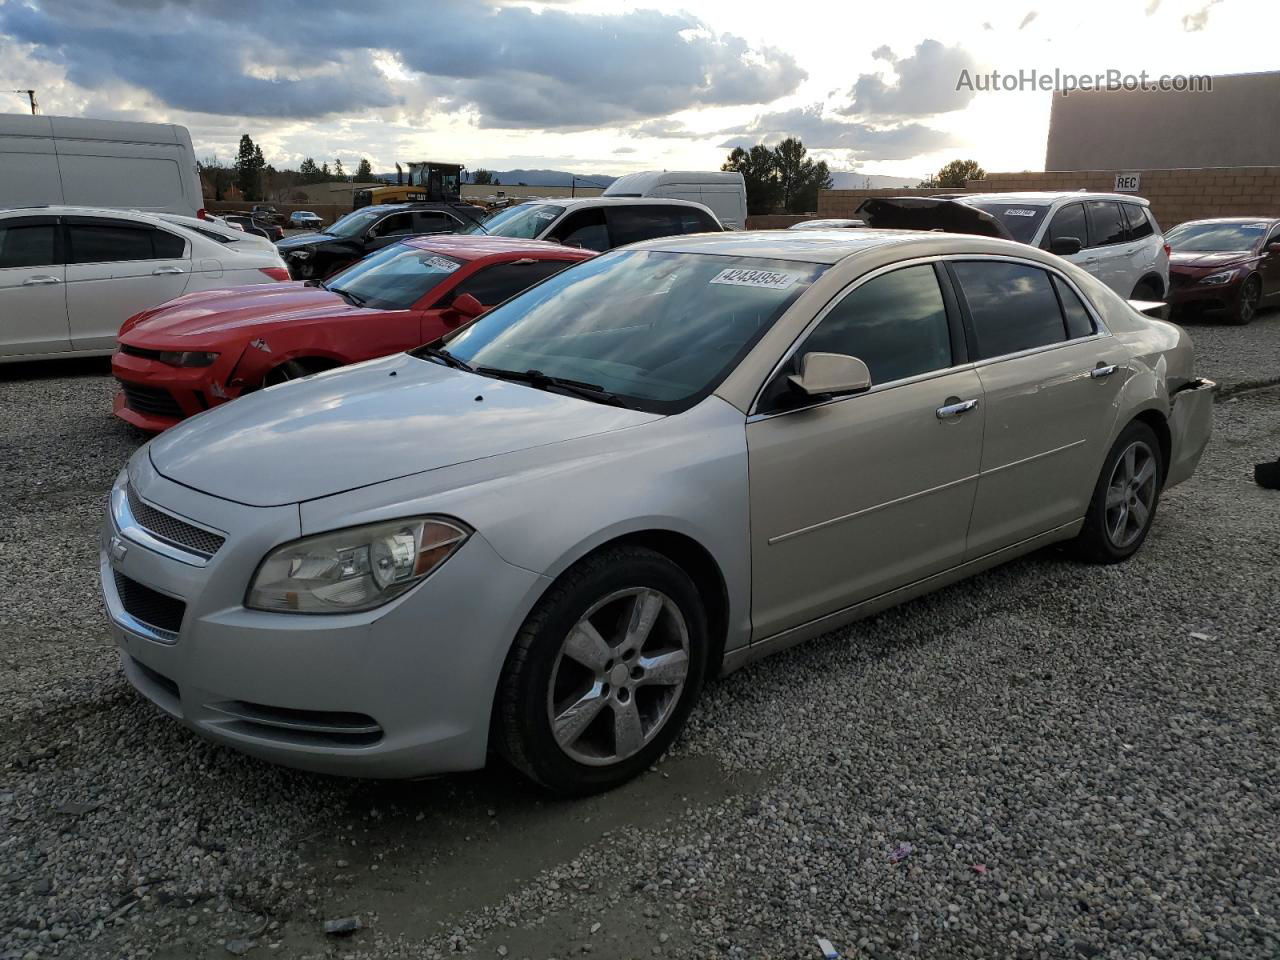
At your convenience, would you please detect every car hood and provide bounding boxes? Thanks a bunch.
[148,353,663,506]
[119,284,374,342]
[854,197,1015,240]
[1169,250,1257,269]
[276,232,335,249]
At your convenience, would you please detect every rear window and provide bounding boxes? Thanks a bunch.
[966,203,1050,244]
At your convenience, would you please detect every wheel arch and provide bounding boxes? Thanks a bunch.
[1133,272,1165,298]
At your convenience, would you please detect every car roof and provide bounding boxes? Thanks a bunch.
[626,228,1014,264]
[403,235,596,262]
[1171,216,1279,225]
[961,191,1151,206]
[525,196,714,211]
[0,204,182,224]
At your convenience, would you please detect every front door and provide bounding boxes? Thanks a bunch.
[64,218,190,351]
[747,263,984,640]
[0,215,68,357]
[947,259,1130,558]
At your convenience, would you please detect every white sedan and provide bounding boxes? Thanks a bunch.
[0,206,290,363]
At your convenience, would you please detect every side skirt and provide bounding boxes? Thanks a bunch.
[719,519,1084,675]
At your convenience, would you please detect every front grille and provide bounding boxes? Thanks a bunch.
[113,571,186,636]
[127,485,225,557]
[118,381,183,418]
[119,344,164,360]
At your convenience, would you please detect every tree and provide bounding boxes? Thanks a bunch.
[298,157,320,184]
[933,159,984,188]
[772,137,832,214]
[234,134,265,201]
[333,158,346,180]
[722,144,780,215]
[472,168,495,185]
[320,161,331,180]
[197,155,234,202]
[355,157,374,181]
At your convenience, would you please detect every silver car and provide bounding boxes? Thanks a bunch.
[100,230,1216,794]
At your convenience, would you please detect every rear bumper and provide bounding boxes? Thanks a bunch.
[1166,378,1216,489]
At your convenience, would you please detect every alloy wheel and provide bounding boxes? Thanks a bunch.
[547,587,690,767]
[1239,278,1261,323]
[1105,440,1158,549]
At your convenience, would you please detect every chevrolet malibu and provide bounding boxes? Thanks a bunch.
[101,230,1215,794]
[111,236,593,431]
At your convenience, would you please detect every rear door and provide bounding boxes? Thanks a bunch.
[64,217,191,350]
[1121,202,1163,291]
[949,258,1130,557]
[0,215,69,357]
[411,210,464,236]
[1080,200,1133,295]
[604,206,689,248]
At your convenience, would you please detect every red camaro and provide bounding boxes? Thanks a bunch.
[111,236,595,431]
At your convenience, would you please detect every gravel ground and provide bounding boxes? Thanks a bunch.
[1,320,1278,960]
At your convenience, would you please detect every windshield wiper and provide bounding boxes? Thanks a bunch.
[416,345,473,371]
[475,367,631,408]
[329,286,366,307]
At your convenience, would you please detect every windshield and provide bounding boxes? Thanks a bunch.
[325,209,383,238]
[966,202,1050,244]
[325,243,462,310]
[441,250,826,413]
[1165,222,1268,252]
[461,203,565,238]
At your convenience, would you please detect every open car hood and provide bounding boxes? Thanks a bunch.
[854,197,1016,240]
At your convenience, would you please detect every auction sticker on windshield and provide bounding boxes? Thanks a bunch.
[425,256,460,272]
[710,268,800,289]
[1004,208,1039,217]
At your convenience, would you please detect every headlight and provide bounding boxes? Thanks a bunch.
[1198,270,1238,285]
[158,351,219,367]
[246,517,470,613]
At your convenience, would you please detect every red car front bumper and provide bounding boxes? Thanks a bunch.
[111,348,246,433]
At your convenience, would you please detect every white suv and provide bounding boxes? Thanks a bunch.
[460,197,723,250]
[0,206,289,363]
[860,192,1170,300]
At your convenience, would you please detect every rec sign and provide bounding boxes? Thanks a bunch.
[1114,173,1142,193]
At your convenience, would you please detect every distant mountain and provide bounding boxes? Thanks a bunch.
[829,172,922,189]
[464,169,618,188]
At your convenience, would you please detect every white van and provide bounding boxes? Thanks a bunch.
[0,114,203,218]
[604,171,748,230]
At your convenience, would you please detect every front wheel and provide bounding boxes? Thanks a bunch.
[1231,275,1261,325]
[496,546,708,795]
[1070,421,1164,564]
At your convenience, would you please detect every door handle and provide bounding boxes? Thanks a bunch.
[22,275,61,285]
[936,398,980,419]
[1090,364,1118,379]
[152,266,185,275]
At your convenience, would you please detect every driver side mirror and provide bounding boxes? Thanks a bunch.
[1267,241,1280,253]
[787,352,872,398]
[451,293,485,319]
[1049,236,1083,256]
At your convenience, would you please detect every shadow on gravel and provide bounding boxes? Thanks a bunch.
[0,355,113,382]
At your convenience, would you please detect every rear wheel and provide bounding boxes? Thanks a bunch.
[496,546,708,795]
[1130,279,1161,301]
[1070,421,1163,564]
[1231,275,1262,325]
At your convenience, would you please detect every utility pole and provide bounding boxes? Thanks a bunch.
[12,89,37,114]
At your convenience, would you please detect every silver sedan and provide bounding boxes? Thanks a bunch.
[100,230,1216,794]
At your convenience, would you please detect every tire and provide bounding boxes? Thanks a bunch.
[1070,421,1164,564]
[1130,279,1161,301]
[496,545,708,795]
[262,359,320,387]
[1230,274,1262,325]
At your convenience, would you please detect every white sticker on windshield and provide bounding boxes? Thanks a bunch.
[709,268,800,290]
[1004,208,1039,217]
[425,255,460,272]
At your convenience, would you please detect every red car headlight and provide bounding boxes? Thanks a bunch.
[157,351,220,367]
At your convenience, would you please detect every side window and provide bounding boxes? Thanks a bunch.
[606,207,685,246]
[1084,201,1126,247]
[1123,204,1154,241]
[0,220,57,269]
[451,260,575,306]
[67,223,159,263]
[374,213,414,237]
[412,212,458,234]
[1043,203,1087,250]
[152,229,187,259]
[798,265,953,385]
[680,208,719,234]
[551,209,609,251]
[1052,275,1096,339]
[952,261,1067,359]
[1268,226,1280,248]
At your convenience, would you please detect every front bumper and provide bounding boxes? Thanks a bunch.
[1167,274,1244,314]
[111,349,243,432]
[100,458,549,778]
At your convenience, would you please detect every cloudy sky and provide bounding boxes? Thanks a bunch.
[0,0,1273,180]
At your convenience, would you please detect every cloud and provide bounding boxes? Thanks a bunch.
[1145,0,1161,13]
[0,0,807,127]
[1182,0,1223,30]
[628,117,696,139]
[612,146,637,154]
[1018,11,1038,29]
[717,104,959,160]
[842,40,980,118]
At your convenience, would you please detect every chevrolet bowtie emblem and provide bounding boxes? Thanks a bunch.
[109,535,129,563]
